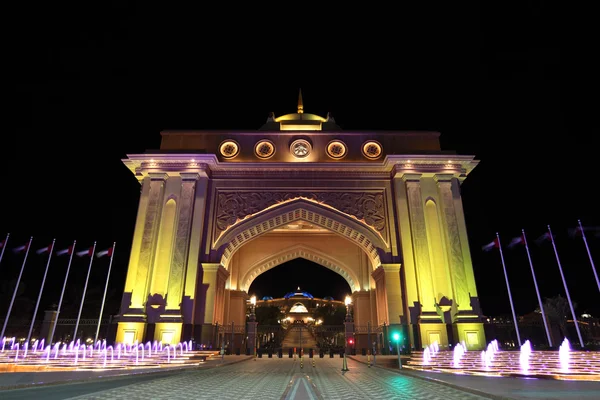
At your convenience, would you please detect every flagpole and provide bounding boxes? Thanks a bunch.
[578,219,599,293]
[522,230,552,347]
[48,240,76,346]
[548,225,584,348]
[94,242,116,343]
[26,239,56,345]
[496,232,522,347]
[0,236,33,341]
[73,241,96,342]
[0,233,9,268]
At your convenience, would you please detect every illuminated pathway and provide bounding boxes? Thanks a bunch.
[2,356,600,399]
[1,357,493,400]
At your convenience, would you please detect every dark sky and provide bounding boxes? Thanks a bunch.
[2,3,597,322]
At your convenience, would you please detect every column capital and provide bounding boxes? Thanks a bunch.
[201,262,222,271]
[401,173,422,183]
[434,174,454,184]
[351,290,371,300]
[395,172,422,182]
[371,265,385,281]
[148,172,169,181]
[381,263,401,272]
[180,172,200,181]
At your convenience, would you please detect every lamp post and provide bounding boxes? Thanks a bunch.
[250,295,257,359]
[393,332,402,369]
[344,295,353,356]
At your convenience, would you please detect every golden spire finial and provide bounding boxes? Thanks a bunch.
[297,89,304,114]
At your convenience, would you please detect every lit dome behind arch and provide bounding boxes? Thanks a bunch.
[289,302,309,313]
[284,290,314,299]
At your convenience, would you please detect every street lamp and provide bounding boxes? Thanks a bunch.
[250,295,257,359]
[344,295,352,322]
[392,332,402,369]
[250,295,256,321]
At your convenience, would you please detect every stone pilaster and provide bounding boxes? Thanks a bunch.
[200,263,230,325]
[132,173,168,309]
[166,173,199,313]
[435,175,469,311]
[403,175,436,313]
[184,167,210,325]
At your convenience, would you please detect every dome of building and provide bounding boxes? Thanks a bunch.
[323,296,334,301]
[262,296,273,301]
[284,290,314,299]
[259,90,341,131]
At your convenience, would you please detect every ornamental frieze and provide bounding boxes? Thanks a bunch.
[215,191,386,236]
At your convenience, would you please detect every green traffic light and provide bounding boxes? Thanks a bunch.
[392,332,400,342]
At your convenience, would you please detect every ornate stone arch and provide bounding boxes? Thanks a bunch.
[239,244,360,293]
[214,198,384,270]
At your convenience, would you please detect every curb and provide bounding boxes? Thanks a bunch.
[0,356,254,392]
[347,356,515,400]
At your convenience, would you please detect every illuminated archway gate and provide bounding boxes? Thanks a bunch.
[116,98,486,351]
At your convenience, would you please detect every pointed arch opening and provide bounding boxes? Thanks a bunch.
[239,244,361,293]
[214,198,385,271]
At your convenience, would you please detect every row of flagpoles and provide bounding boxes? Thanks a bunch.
[0,234,115,346]
[482,220,598,349]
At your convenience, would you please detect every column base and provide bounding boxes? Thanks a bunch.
[116,321,147,344]
[419,322,449,350]
[454,321,486,350]
[154,322,183,345]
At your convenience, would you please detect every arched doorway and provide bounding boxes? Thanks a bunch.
[248,258,352,352]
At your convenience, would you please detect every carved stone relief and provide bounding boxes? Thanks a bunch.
[167,177,197,309]
[406,181,435,310]
[134,177,165,307]
[215,191,386,238]
[438,180,469,309]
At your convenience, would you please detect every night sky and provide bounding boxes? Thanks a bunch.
[2,3,597,323]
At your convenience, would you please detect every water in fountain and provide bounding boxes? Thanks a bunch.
[519,340,532,373]
[453,343,465,368]
[423,347,431,364]
[559,338,571,373]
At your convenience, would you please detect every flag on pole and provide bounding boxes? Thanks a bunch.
[507,234,525,249]
[96,247,114,258]
[482,238,500,251]
[13,242,30,253]
[36,243,53,254]
[535,231,552,245]
[57,245,74,256]
[569,225,600,238]
[76,246,94,257]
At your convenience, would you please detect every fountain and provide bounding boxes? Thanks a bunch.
[559,338,571,373]
[519,340,532,373]
[453,343,465,368]
[423,347,431,365]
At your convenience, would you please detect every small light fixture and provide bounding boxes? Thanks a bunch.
[345,296,352,306]
[250,295,256,306]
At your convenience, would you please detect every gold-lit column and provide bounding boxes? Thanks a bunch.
[435,175,469,310]
[200,263,229,325]
[117,173,167,343]
[133,173,168,308]
[352,290,373,351]
[166,173,200,312]
[436,174,485,349]
[184,167,209,326]
[403,175,436,314]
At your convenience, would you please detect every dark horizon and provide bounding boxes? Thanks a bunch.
[2,3,597,324]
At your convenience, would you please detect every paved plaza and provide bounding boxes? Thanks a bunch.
[0,356,493,400]
[1,356,599,399]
